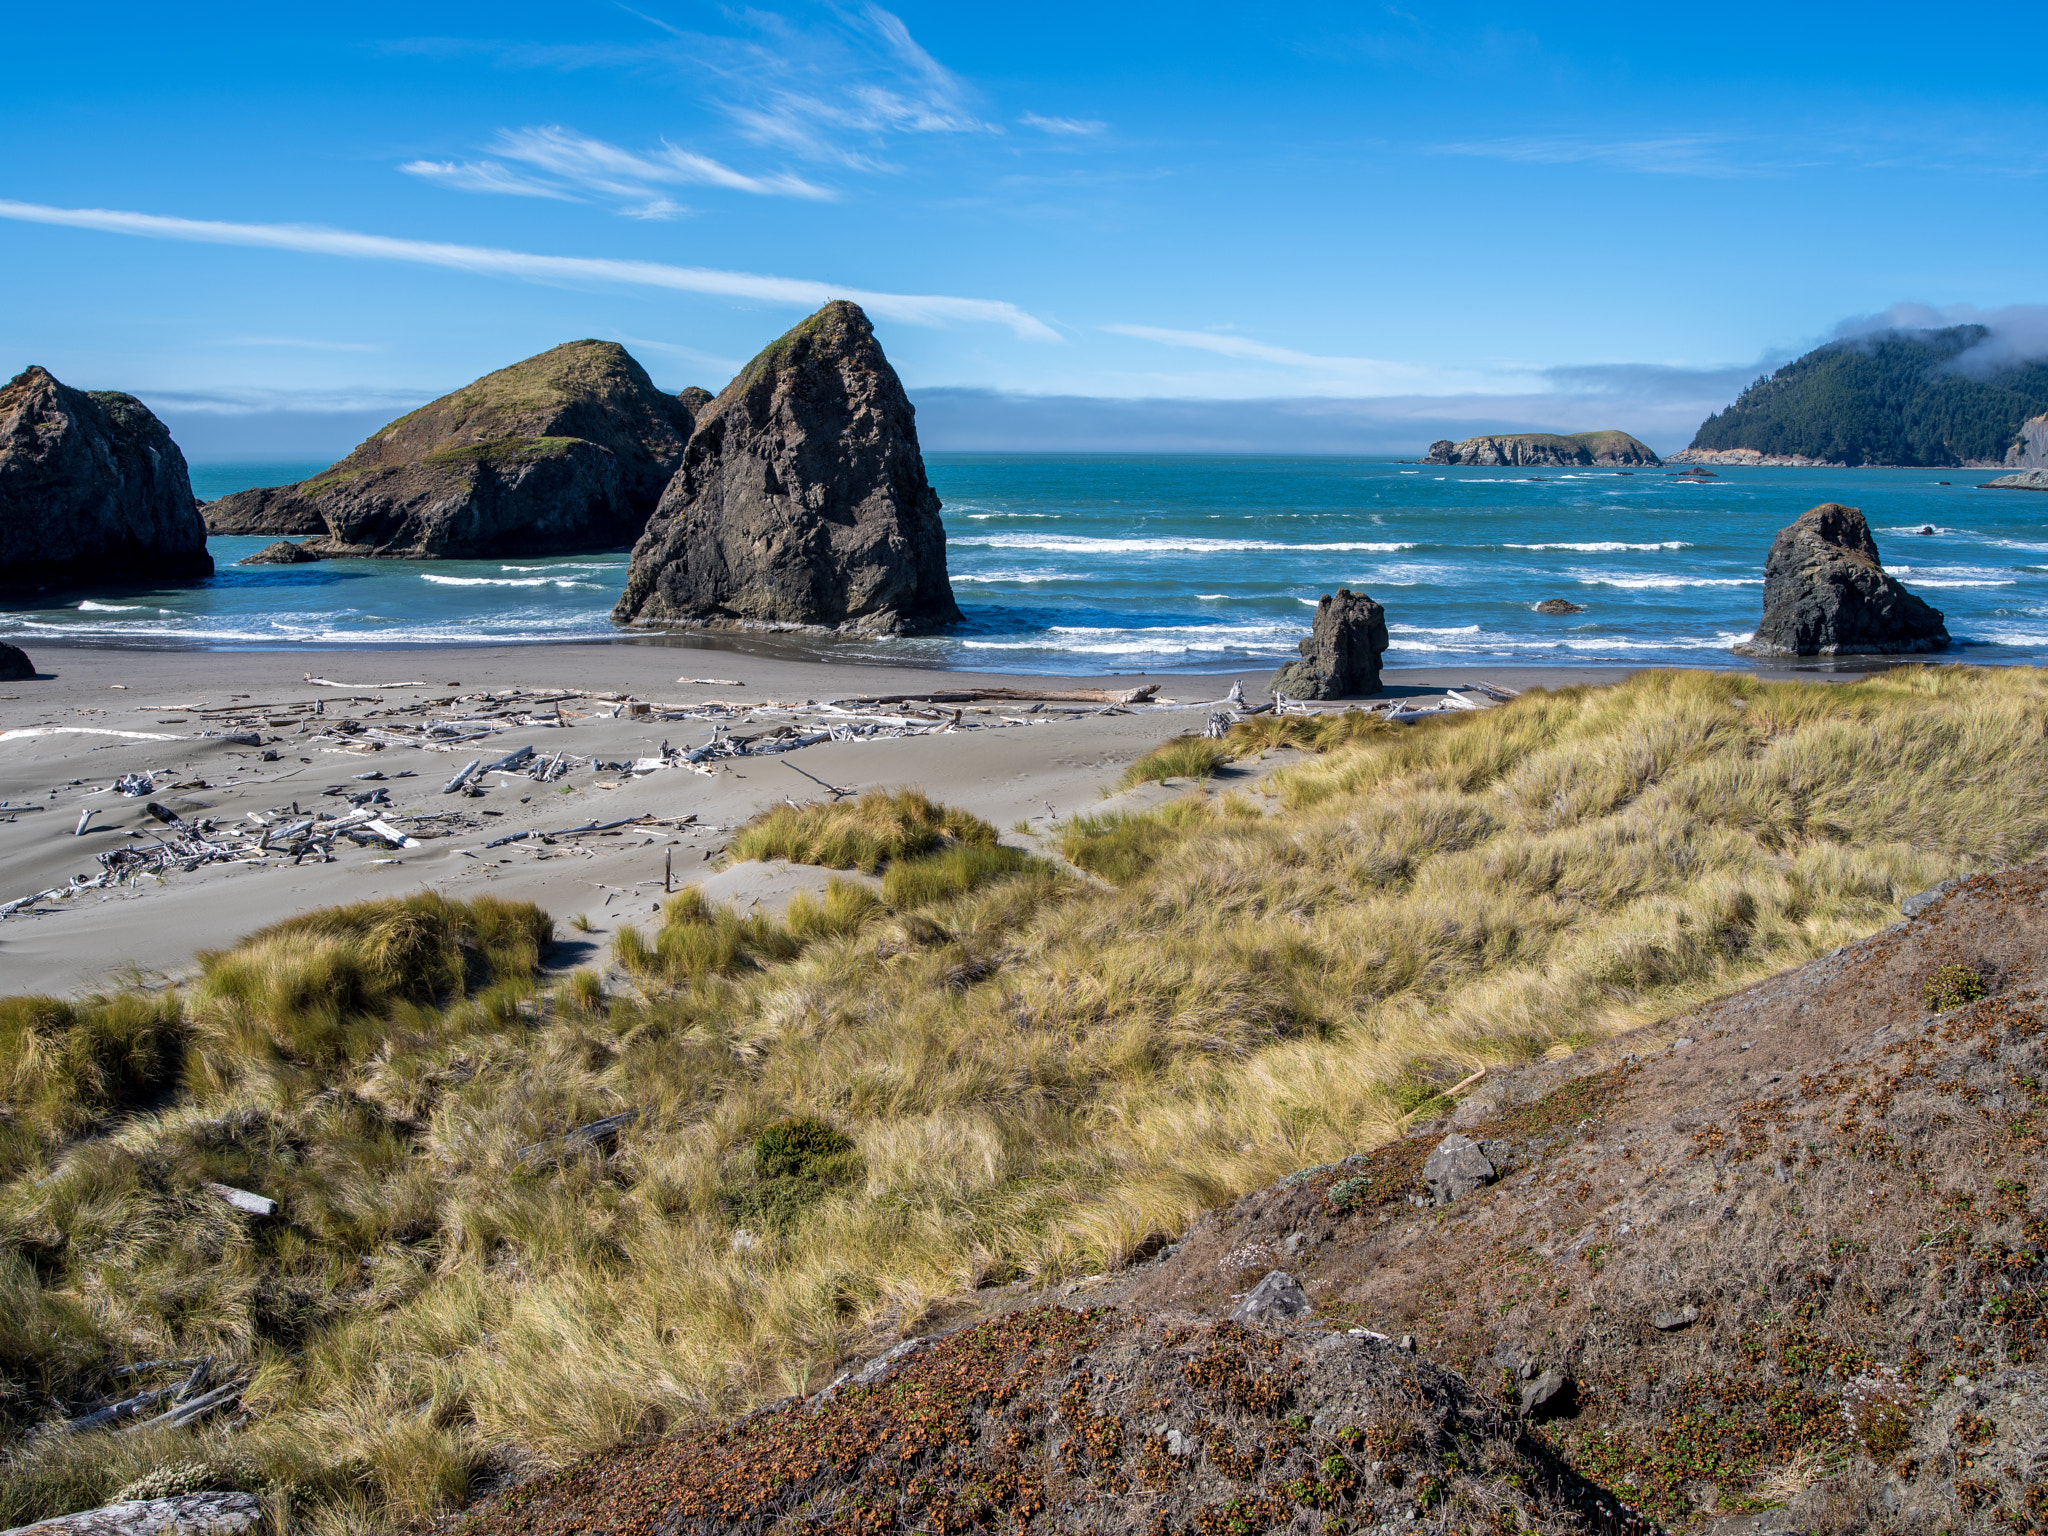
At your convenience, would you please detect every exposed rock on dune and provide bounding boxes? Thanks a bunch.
[613,301,961,634]
[1269,587,1386,698]
[200,342,699,558]
[1423,430,1660,467]
[1733,501,1948,657]
[0,366,212,587]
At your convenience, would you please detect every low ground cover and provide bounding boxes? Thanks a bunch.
[5,666,2047,1533]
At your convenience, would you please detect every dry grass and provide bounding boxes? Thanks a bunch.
[6,666,2048,1533]
[726,788,996,872]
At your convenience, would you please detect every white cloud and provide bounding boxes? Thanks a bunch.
[399,158,582,200]
[1101,323,1519,394]
[1021,113,1106,136]
[214,336,384,353]
[490,125,834,200]
[0,198,1061,340]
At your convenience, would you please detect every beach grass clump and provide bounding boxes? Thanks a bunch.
[1225,708,1389,755]
[728,788,997,872]
[783,877,884,941]
[8,666,2048,1533]
[1120,734,1234,787]
[0,992,186,1178]
[881,843,1043,907]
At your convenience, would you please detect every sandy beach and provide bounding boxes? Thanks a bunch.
[0,641,1864,997]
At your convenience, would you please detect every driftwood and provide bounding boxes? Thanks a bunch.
[677,676,744,686]
[59,1388,173,1434]
[206,1183,276,1217]
[826,684,1159,708]
[305,674,427,688]
[124,1376,247,1434]
[516,1109,642,1167]
[2,1491,264,1536]
[442,759,482,794]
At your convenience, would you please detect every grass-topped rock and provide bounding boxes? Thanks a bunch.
[202,341,701,558]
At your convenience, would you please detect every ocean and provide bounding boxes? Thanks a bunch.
[3,456,2043,674]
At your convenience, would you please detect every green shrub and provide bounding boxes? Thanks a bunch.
[722,1117,862,1233]
[1924,963,1987,1012]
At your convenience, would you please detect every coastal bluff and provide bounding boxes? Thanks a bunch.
[202,342,699,559]
[0,365,211,587]
[1734,501,1948,658]
[613,301,961,635]
[1423,430,1659,467]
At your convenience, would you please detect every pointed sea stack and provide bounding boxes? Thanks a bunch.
[613,302,961,634]
[0,366,211,587]
[1733,502,1948,658]
[1269,589,1387,699]
[202,342,700,558]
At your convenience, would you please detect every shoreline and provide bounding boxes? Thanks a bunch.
[0,643,1968,1001]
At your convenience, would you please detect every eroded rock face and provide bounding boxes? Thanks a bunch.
[2004,413,2048,469]
[201,342,698,559]
[1422,431,1660,467]
[1733,502,1949,658]
[613,302,961,634]
[1269,588,1386,699]
[0,366,211,587]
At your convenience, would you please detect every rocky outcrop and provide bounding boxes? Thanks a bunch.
[0,366,211,587]
[201,343,698,559]
[1423,430,1660,467]
[238,540,319,565]
[1732,502,1948,658]
[1533,598,1585,615]
[2007,413,2048,468]
[0,642,33,681]
[1667,447,1840,467]
[612,302,961,634]
[1268,588,1386,699]
[1979,468,2048,491]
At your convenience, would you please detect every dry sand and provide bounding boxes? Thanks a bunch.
[0,641,1841,997]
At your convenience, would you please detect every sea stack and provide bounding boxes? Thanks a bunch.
[0,366,212,587]
[1733,503,1948,658]
[1269,589,1387,699]
[202,342,699,558]
[613,301,961,634]
[0,641,33,681]
[1423,431,1660,468]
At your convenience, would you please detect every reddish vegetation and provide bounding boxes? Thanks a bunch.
[460,865,2048,1536]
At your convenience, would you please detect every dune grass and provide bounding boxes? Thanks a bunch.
[1118,734,1234,787]
[726,788,997,872]
[7,666,2048,1533]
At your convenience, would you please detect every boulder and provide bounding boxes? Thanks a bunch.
[0,366,212,587]
[1516,1366,1572,1419]
[237,540,319,565]
[0,642,32,681]
[1732,503,1949,658]
[1533,598,1585,615]
[1422,431,1660,468]
[1423,1133,1509,1206]
[613,302,962,634]
[1229,1270,1310,1325]
[200,341,697,558]
[1269,588,1386,699]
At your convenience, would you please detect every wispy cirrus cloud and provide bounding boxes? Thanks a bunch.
[1102,323,1515,394]
[213,336,384,353]
[0,198,1060,340]
[1020,112,1105,136]
[401,124,833,218]
[1431,133,1755,177]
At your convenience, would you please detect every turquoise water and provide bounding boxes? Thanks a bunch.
[2,455,2043,673]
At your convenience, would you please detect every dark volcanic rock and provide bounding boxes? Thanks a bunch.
[613,302,961,634]
[0,642,33,681]
[1423,430,1660,467]
[1534,598,1585,615]
[239,540,320,565]
[0,366,212,587]
[1733,502,1949,658]
[201,341,697,558]
[1268,588,1386,699]
[203,485,326,536]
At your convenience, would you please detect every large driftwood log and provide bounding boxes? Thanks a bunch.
[0,1491,263,1536]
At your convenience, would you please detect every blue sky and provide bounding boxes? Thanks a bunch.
[4,0,2044,456]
